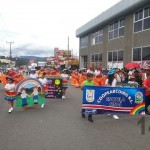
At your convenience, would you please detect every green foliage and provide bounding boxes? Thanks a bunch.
[15,58,29,67]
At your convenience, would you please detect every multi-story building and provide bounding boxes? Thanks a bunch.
[76,0,150,69]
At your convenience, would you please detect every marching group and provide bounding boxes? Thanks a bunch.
[1,66,150,123]
[2,68,69,113]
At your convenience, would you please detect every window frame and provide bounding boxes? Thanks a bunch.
[91,29,103,45]
[80,36,88,48]
[133,6,150,33]
[91,53,103,63]
[107,50,124,62]
[132,46,150,61]
[108,18,125,40]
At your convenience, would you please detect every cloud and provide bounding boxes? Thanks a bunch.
[0,0,120,57]
[13,43,54,57]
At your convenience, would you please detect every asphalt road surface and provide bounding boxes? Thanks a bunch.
[0,84,150,150]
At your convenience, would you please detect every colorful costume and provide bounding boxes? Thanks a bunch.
[4,83,16,101]
[61,74,69,89]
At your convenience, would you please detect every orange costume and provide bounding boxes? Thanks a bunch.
[1,70,25,86]
[93,74,102,86]
[1,74,7,85]
[71,72,79,87]
[100,75,107,86]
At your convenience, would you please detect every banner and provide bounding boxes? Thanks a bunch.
[46,77,62,98]
[82,86,145,115]
[15,78,45,109]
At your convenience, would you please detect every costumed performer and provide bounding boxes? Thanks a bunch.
[4,77,16,113]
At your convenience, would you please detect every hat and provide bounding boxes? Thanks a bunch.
[6,76,14,82]
[107,69,116,75]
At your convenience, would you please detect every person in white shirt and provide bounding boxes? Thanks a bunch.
[39,72,47,87]
[61,70,69,99]
[128,69,134,80]
[128,75,138,87]
[94,66,102,76]
[105,69,119,120]
[38,72,48,108]
[87,66,94,74]
[114,71,121,83]
[29,69,38,79]
[105,70,117,87]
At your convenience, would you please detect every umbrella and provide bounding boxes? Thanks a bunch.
[125,62,140,69]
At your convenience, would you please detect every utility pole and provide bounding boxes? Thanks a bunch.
[67,36,69,69]
[6,41,14,61]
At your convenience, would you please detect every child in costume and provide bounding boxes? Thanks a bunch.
[61,69,69,99]
[38,72,48,96]
[38,72,47,108]
[4,76,16,113]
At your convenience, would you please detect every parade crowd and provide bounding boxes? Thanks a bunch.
[0,65,150,123]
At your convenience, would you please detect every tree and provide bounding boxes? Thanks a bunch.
[15,58,29,67]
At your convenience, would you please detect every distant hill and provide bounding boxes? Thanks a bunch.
[19,56,48,61]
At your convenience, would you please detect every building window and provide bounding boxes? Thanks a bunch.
[108,51,112,61]
[133,48,141,61]
[108,50,124,62]
[133,46,150,61]
[142,47,150,60]
[80,36,88,48]
[92,29,103,45]
[108,50,124,69]
[83,56,88,68]
[91,53,102,63]
[118,50,123,61]
[108,19,125,40]
[134,6,150,32]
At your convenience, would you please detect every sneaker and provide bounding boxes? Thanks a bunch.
[8,109,12,113]
[82,114,86,118]
[41,104,44,108]
[113,115,119,120]
[88,117,94,122]
[62,96,66,99]
[10,107,13,111]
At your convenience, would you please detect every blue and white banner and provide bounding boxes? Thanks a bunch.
[82,86,145,115]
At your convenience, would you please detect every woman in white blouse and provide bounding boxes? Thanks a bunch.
[105,69,119,120]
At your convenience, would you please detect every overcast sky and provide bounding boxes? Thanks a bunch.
[0,0,121,57]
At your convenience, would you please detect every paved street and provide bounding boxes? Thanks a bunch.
[0,84,150,150]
